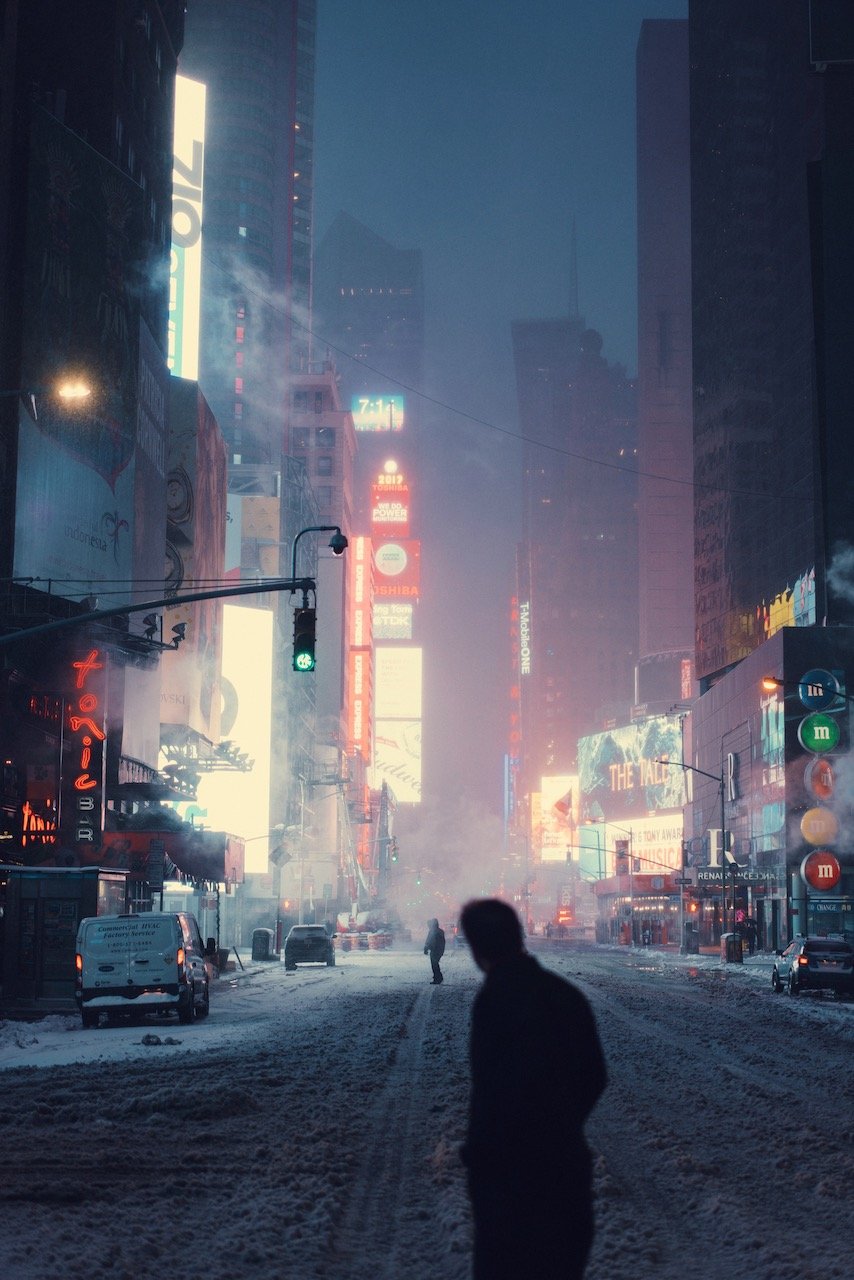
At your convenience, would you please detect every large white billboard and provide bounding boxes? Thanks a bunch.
[372,720,422,803]
[195,605,273,873]
[374,646,422,719]
[169,75,206,380]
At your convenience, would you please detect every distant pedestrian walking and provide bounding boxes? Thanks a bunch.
[424,917,445,984]
[460,898,607,1280]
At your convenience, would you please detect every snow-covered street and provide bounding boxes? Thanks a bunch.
[0,942,851,1280]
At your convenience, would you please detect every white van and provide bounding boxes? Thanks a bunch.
[75,912,211,1028]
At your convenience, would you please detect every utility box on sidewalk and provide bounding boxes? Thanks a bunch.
[721,932,743,964]
[683,922,700,954]
[251,928,274,961]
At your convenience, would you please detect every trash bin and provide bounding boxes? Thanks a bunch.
[721,932,743,964]
[251,928,274,962]
[683,922,700,955]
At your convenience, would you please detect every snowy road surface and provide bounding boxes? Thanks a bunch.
[0,943,852,1280]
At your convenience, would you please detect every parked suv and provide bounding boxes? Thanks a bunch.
[284,925,335,970]
[771,936,854,999]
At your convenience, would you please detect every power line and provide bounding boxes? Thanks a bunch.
[203,250,779,502]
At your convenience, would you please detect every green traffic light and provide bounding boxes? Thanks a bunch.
[292,606,316,673]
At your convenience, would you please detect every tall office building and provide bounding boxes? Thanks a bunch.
[313,212,424,525]
[180,0,316,464]
[691,0,854,686]
[0,1,185,860]
[635,19,694,709]
[513,315,638,807]
[685,0,854,951]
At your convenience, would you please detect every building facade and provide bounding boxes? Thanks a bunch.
[635,18,694,710]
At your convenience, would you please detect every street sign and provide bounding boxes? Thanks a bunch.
[674,877,693,885]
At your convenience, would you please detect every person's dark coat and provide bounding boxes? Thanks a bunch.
[462,952,607,1279]
[424,919,445,982]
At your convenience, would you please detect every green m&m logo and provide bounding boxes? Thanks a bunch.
[797,713,840,754]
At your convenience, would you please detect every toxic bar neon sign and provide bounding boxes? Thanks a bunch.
[66,648,106,846]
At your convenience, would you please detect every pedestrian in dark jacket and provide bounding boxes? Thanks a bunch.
[424,917,445,984]
[460,897,607,1280]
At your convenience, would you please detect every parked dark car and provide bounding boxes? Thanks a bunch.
[284,924,335,971]
[771,936,854,998]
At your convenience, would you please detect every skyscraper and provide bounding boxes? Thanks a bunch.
[513,315,638,802]
[180,0,317,464]
[635,19,694,709]
[690,0,854,685]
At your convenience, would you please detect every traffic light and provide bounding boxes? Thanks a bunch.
[390,838,399,862]
[292,606,316,672]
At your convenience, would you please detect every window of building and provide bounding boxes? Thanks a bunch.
[316,426,336,447]
[314,390,324,413]
[294,391,308,412]
[235,377,244,394]
[315,486,333,508]
[316,455,333,476]
[293,427,311,449]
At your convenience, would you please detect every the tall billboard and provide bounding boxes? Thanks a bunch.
[195,606,273,873]
[169,75,206,380]
[371,646,422,804]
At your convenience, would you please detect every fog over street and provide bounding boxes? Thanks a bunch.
[0,945,850,1280]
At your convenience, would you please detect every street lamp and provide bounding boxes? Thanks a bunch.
[1,379,92,419]
[761,673,854,705]
[655,756,734,944]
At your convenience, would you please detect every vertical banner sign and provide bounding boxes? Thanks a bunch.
[169,76,206,379]
[62,648,107,854]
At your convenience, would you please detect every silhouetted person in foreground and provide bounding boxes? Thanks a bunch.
[460,898,607,1280]
[424,917,445,983]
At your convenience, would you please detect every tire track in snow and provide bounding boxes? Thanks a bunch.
[326,985,434,1277]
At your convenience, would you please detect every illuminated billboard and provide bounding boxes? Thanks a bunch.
[375,647,422,719]
[371,464,410,536]
[348,535,373,649]
[373,602,414,640]
[577,715,686,822]
[346,648,372,760]
[374,540,420,599]
[160,381,227,741]
[538,775,578,863]
[372,720,421,803]
[169,75,206,380]
[350,394,405,432]
[195,605,273,873]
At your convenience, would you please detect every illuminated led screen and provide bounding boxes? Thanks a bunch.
[169,76,206,380]
[350,395,405,432]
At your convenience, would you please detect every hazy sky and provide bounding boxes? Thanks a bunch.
[311,1,688,834]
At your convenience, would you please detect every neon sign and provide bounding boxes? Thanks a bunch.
[64,648,106,848]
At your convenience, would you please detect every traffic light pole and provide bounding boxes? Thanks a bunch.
[0,575,317,648]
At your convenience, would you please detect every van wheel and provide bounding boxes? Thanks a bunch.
[195,982,210,1019]
[177,993,195,1024]
[81,1010,99,1029]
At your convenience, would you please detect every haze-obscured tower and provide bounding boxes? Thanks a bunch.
[635,19,694,709]
[690,0,854,685]
[180,0,316,464]
[513,315,638,798]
